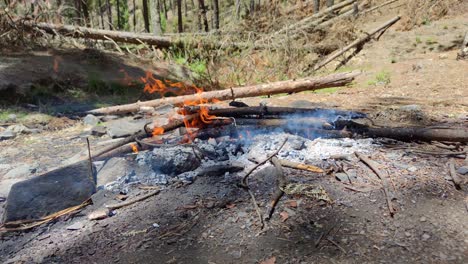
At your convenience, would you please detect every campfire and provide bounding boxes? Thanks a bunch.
[1,70,467,233]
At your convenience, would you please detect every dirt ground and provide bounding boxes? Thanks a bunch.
[1,5,468,264]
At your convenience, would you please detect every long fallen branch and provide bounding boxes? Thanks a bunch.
[87,71,360,115]
[355,152,396,217]
[275,0,357,36]
[313,16,401,71]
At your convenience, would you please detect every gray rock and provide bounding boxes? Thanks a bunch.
[100,115,119,122]
[335,172,349,182]
[456,166,468,175]
[400,104,421,112]
[106,119,148,138]
[7,114,16,122]
[6,124,36,134]
[288,138,305,150]
[3,161,96,222]
[150,147,200,175]
[91,125,107,136]
[4,164,36,179]
[66,222,84,230]
[96,157,130,187]
[0,130,16,140]
[253,165,278,179]
[83,114,100,126]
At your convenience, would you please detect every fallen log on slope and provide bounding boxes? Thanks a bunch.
[87,71,360,115]
[313,16,401,71]
[275,0,357,36]
[22,21,176,48]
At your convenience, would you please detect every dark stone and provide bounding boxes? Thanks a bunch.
[3,161,96,222]
[151,147,200,175]
[197,164,244,177]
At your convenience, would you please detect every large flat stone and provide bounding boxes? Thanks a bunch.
[3,161,96,222]
[106,119,148,138]
[96,157,129,187]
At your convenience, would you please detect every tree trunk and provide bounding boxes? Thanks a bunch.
[162,0,168,20]
[235,0,241,19]
[198,0,209,32]
[177,0,183,32]
[106,0,113,29]
[81,0,90,27]
[212,0,219,30]
[116,0,122,29]
[150,0,163,35]
[249,0,255,15]
[313,0,319,13]
[87,71,360,115]
[142,0,150,32]
[133,0,137,31]
[327,0,334,7]
[74,0,82,25]
[97,0,105,29]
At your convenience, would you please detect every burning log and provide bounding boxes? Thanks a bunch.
[87,71,360,115]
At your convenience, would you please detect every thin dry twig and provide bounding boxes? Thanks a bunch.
[355,152,396,217]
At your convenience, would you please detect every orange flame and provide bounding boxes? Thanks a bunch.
[130,143,139,153]
[138,71,221,140]
[152,127,165,136]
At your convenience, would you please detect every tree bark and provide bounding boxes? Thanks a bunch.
[22,21,173,48]
[327,0,334,8]
[198,0,209,32]
[87,71,360,115]
[133,0,137,31]
[106,0,113,29]
[74,0,82,25]
[116,0,122,29]
[97,0,105,29]
[313,0,320,13]
[142,0,150,32]
[150,0,162,35]
[81,0,90,27]
[212,0,219,30]
[177,0,183,32]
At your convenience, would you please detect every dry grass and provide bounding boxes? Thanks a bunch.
[397,0,462,31]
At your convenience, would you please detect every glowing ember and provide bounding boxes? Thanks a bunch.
[130,143,139,153]
[152,127,165,136]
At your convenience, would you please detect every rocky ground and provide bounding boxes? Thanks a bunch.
[1,5,468,264]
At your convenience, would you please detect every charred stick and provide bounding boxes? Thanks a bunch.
[448,159,462,190]
[278,159,324,173]
[355,152,396,217]
[265,157,287,220]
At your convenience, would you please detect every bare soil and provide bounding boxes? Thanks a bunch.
[1,6,467,264]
